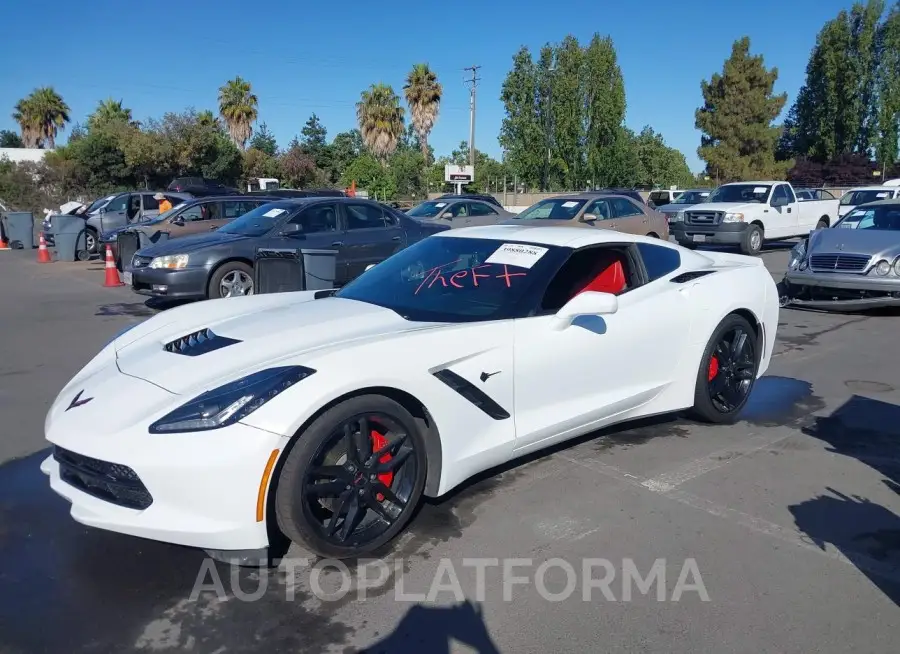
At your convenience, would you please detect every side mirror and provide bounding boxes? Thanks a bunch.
[365,264,376,271]
[280,223,305,238]
[552,291,618,330]
[172,218,185,226]
[581,213,598,223]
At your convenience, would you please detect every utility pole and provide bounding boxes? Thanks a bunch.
[464,65,481,167]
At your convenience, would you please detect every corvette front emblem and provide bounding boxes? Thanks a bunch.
[66,390,93,411]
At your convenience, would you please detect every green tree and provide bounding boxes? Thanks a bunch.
[88,99,135,131]
[119,126,172,189]
[449,141,508,192]
[632,126,695,188]
[583,34,627,188]
[326,129,363,183]
[0,130,22,147]
[249,122,278,156]
[550,35,584,190]
[280,137,323,188]
[876,4,900,168]
[782,1,883,160]
[356,83,405,164]
[13,87,70,148]
[696,37,790,181]
[218,76,258,150]
[341,153,396,199]
[403,63,442,165]
[388,148,427,198]
[300,113,328,164]
[152,110,242,183]
[499,46,544,188]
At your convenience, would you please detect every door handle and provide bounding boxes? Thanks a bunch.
[331,241,344,246]
[392,236,401,241]
[787,208,792,213]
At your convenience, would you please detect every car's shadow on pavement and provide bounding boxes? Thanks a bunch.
[789,394,900,606]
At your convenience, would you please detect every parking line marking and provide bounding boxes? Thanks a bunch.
[639,431,790,493]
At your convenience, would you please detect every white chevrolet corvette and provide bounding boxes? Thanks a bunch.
[42,225,778,561]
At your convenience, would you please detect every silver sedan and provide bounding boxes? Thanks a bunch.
[406,198,515,228]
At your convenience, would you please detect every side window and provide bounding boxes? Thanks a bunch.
[142,194,159,211]
[610,198,641,218]
[179,205,205,222]
[289,204,337,233]
[383,208,400,226]
[540,247,632,312]
[105,195,128,212]
[345,203,387,229]
[772,185,788,204]
[222,201,246,219]
[783,185,796,203]
[447,203,469,218]
[165,194,183,206]
[586,199,610,219]
[468,202,497,216]
[636,243,682,281]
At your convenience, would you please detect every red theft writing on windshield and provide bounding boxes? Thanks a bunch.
[414,262,527,295]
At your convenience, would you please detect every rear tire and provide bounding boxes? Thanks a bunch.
[739,224,763,256]
[690,314,760,424]
[274,394,427,559]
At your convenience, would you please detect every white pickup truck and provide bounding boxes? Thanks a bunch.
[669,181,840,255]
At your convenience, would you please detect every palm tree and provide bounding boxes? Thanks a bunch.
[218,77,258,150]
[356,83,405,164]
[88,98,134,129]
[12,87,69,148]
[197,109,220,129]
[403,64,442,165]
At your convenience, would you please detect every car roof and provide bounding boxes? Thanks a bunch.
[846,186,898,191]
[848,198,900,207]
[537,193,640,202]
[184,194,278,204]
[434,223,661,248]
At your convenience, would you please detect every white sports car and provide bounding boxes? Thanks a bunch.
[42,225,779,561]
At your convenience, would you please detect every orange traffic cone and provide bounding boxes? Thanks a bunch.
[103,245,124,287]
[36,233,51,263]
[0,226,9,251]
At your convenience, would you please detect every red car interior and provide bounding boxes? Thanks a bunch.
[574,251,627,296]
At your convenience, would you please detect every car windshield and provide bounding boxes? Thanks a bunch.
[336,236,562,322]
[836,205,900,230]
[673,191,709,204]
[840,189,893,206]
[217,201,297,237]
[706,185,770,203]
[407,201,448,218]
[515,198,587,220]
[86,194,116,213]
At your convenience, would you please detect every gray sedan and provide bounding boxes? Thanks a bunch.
[127,197,449,300]
[406,198,515,228]
[781,199,900,310]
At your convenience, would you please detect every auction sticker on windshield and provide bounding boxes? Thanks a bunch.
[485,243,549,269]
[753,187,768,194]
[562,201,580,208]
[263,208,286,218]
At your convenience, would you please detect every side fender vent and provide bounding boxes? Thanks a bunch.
[433,369,511,420]
[671,270,715,283]
[164,328,242,356]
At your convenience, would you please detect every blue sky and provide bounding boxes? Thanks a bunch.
[2,0,855,172]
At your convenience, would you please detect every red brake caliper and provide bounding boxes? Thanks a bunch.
[708,355,719,382]
[370,431,394,502]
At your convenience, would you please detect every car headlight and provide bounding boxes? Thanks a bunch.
[149,366,316,434]
[894,257,900,276]
[873,259,891,276]
[150,254,189,269]
[788,240,807,270]
[667,212,683,223]
[722,213,744,223]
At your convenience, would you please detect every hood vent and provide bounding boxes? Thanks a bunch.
[164,328,242,357]
[671,271,715,283]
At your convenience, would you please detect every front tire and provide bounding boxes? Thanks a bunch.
[690,314,760,424]
[208,261,254,299]
[84,227,99,255]
[740,224,763,256]
[274,395,427,559]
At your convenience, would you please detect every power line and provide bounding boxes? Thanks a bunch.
[463,65,481,167]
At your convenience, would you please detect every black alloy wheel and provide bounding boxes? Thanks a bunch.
[275,395,426,558]
[691,314,759,424]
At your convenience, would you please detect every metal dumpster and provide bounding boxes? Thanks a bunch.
[254,247,337,294]
[1,212,35,249]
[49,214,89,261]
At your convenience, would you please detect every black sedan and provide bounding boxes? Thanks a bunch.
[126,197,450,300]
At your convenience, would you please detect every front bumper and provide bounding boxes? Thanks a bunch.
[42,421,284,552]
[671,222,748,246]
[781,270,900,310]
[130,266,209,300]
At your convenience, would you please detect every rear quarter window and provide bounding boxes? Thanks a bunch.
[636,243,681,281]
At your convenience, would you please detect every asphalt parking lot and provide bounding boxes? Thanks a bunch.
[1,244,899,654]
